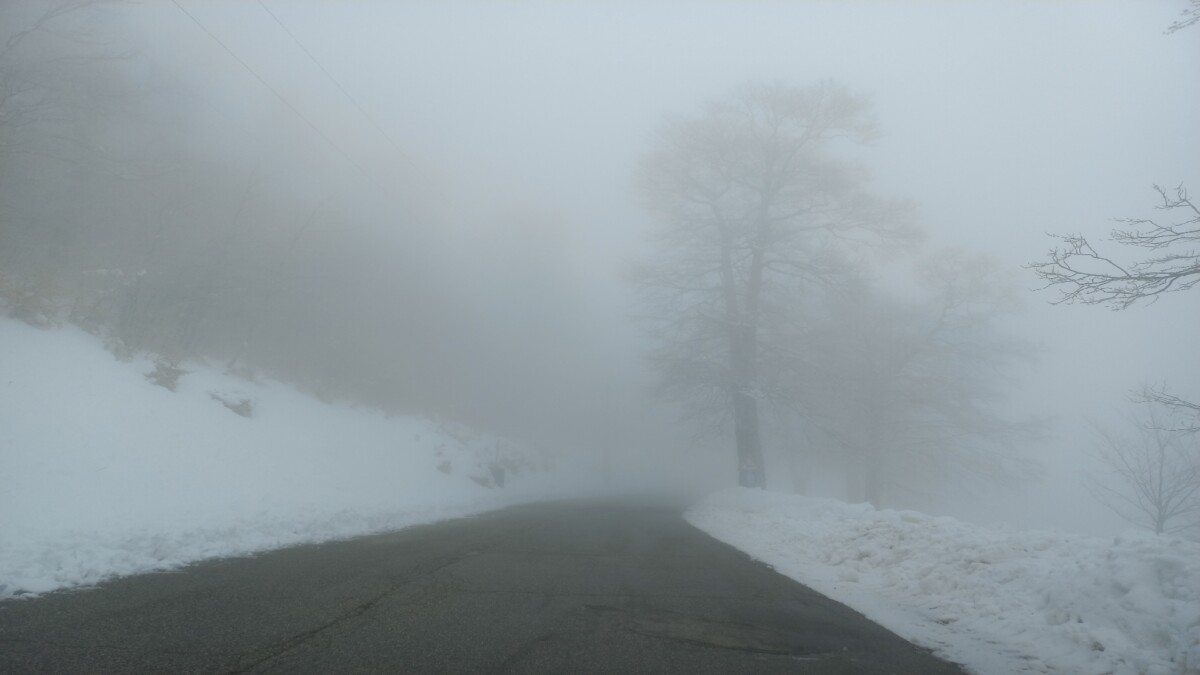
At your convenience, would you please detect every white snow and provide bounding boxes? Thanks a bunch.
[0,318,575,600]
[688,487,1200,675]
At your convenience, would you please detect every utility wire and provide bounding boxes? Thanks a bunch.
[255,0,419,173]
[167,0,393,196]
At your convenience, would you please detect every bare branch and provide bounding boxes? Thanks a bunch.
[1166,0,1200,33]
[1132,384,1200,433]
[1028,184,1200,309]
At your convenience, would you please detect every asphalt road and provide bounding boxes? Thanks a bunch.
[0,499,967,674]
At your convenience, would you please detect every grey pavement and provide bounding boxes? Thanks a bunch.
[0,499,968,674]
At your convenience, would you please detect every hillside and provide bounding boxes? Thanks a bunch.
[0,318,567,599]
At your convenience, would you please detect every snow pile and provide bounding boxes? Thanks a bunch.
[0,318,573,600]
[688,488,1200,675]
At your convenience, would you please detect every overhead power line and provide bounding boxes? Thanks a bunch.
[167,0,397,196]
[255,0,418,172]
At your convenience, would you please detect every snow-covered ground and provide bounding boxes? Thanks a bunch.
[0,318,579,600]
[688,488,1200,675]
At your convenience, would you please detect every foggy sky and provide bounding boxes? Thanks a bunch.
[70,1,1200,533]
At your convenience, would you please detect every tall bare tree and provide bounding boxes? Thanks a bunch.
[634,81,916,487]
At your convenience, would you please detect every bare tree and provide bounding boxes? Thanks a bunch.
[633,80,917,487]
[1087,402,1200,535]
[1030,184,1199,309]
[0,0,132,162]
[0,1,133,322]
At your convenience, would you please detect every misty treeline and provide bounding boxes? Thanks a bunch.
[0,1,603,444]
[634,82,1040,506]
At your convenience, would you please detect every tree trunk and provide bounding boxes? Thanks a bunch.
[733,387,765,487]
[729,319,766,487]
[714,202,772,488]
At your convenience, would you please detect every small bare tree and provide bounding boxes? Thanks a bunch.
[1087,402,1200,535]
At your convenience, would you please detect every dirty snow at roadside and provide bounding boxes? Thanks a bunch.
[0,318,579,600]
[687,487,1200,675]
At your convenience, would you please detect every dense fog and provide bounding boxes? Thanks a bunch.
[2,0,1197,536]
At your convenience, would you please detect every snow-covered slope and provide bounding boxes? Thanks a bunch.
[688,488,1200,675]
[0,318,567,600]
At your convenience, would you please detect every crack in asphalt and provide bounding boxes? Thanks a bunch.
[484,631,559,674]
[222,589,394,674]
[583,602,817,658]
[223,526,534,674]
[624,628,805,657]
[0,636,209,657]
[445,588,753,600]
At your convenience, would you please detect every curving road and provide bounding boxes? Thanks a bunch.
[0,500,967,674]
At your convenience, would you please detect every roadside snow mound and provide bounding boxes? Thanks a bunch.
[688,488,1200,675]
[0,318,567,600]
